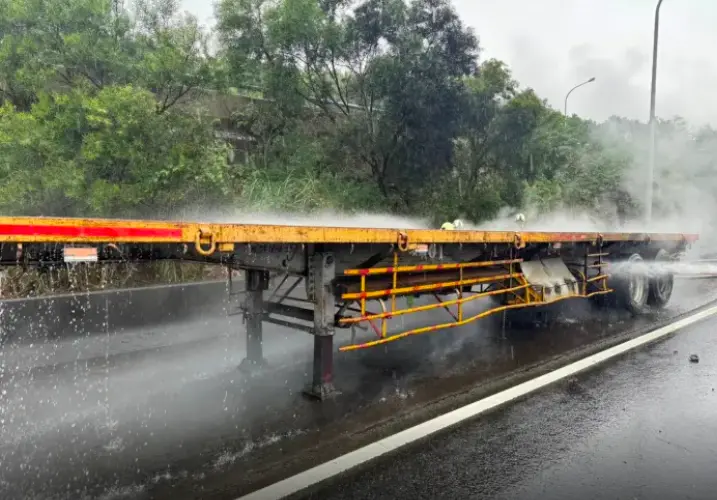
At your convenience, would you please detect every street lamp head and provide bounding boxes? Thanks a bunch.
[564,76,597,116]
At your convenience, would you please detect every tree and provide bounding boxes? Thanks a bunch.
[217,0,479,209]
[0,0,685,229]
[0,0,218,113]
[0,86,231,217]
[425,60,546,222]
[0,0,234,218]
[133,0,221,113]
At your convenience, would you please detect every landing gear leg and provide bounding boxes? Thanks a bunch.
[304,252,340,400]
[239,269,269,373]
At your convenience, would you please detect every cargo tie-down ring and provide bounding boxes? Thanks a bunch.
[194,228,217,256]
[397,231,409,252]
[513,232,525,249]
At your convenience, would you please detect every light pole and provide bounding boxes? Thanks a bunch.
[564,77,596,116]
[645,0,665,225]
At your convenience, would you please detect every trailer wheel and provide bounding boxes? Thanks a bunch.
[612,253,649,315]
[647,248,674,309]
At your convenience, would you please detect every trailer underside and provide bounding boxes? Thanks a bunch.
[0,216,698,400]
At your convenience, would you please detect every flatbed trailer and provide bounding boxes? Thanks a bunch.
[0,216,699,399]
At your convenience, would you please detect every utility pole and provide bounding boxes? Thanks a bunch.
[645,0,665,224]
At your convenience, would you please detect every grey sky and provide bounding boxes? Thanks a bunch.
[180,0,717,127]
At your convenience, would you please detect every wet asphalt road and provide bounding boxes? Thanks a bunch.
[308,306,717,500]
[0,279,716,499]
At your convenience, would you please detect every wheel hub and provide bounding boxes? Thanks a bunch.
[628,262,648,305]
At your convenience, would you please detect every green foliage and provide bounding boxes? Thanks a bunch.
[218,0,479,209]
[0,86,231,216]
[0,0,682,230]
[0,0,235,218]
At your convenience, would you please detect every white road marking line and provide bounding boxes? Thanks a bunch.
[237,305,717,500]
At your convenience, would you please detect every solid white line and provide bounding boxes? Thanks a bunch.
[237,304,717,500]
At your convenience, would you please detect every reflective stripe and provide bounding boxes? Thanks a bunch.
[0,224,181,240]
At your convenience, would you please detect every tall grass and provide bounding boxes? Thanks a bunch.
[236,156,377,213]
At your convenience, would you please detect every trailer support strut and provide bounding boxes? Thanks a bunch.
[239,269,269,373]
[304,252,340,400]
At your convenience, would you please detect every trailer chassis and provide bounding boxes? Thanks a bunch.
[0,217,697,400]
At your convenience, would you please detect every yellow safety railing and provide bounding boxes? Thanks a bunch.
[337,253,612,351]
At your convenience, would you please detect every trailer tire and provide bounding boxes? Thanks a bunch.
[611,253,649,315]
[647,248,674,309]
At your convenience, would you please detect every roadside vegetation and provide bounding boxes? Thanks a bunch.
[0,0,714,297]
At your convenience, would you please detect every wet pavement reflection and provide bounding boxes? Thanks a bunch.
[0,279,715,499]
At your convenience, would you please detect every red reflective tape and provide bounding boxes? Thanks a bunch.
[0,224,181,240]
[416,265,424,271]
[386,267,394,273]
[359,269,370,276]
[436,264,444,270]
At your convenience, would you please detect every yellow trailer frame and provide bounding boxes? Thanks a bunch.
[0,216,698,400]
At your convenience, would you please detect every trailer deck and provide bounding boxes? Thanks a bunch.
[0,216,698,245]
[0,216,699,399]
